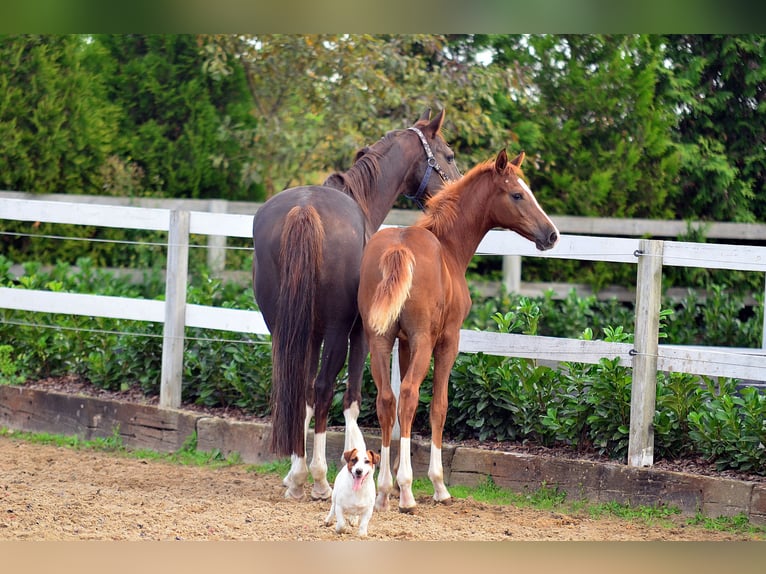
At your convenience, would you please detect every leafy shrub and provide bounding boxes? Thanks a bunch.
[688,379,766,472]
[3,257,766,474]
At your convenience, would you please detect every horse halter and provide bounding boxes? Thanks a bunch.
[406,126,456,210]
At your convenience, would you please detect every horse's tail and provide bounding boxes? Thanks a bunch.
[367,245,415,336]
[270,205,324,457]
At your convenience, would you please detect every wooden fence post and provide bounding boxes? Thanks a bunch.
[762,274,766,350]
[502,255,522,293]
[628,238,664,467]
[160,210,190,409]
[207,199,228,276]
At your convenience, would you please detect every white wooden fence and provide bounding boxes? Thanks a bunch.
[1,196,766,469]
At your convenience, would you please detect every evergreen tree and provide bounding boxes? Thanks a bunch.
[0,34,117,195]
[662,34,766,222]
[91,34,256,200]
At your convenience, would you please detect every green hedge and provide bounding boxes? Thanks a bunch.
[1,255,764,473]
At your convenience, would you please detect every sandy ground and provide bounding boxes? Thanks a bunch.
[0,436,759,542]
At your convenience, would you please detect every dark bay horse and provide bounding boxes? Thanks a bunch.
[357,149,559,512]
[252,109,462,500]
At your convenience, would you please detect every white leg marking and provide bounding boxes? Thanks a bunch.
[309,431,332,500]
[397,437,416,510]
[343,402,364,454]
[428,443,451,502]
[283,453,308,500]
[376,445,393,512]
[282,403,313,500]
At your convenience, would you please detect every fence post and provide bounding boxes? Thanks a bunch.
[207,199,228,276]
[762,274,766,350]
[628,238,664,467]
[502,255,522,293]
[160,210,190,409]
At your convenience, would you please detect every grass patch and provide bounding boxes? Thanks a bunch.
[0,426,241,468]
[686,511,765,536]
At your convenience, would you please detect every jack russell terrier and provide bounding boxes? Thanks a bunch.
[324,447,380,537]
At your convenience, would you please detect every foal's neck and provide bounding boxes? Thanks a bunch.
[430,183,496,273]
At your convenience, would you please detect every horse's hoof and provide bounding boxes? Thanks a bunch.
[398,505,417,515]
[310,485,332,501]
[434,496,453,506]
[285,488,305,501]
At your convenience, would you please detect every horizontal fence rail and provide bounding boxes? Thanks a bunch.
[2,196,766,469]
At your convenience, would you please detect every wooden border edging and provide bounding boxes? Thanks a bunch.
[1,385,765,525]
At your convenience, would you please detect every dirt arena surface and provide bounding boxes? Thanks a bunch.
[0,436,761,541]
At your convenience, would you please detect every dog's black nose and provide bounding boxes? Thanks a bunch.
[354,468,363,476]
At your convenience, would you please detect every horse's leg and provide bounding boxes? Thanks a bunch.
[309,329,349,500]
[396,340,433,512]
[283,404,313,500]
[343,318,366,454]
[369,337,396,512]
[429,335,460,503]
[282,337,320,500]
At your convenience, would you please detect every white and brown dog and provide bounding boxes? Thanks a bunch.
[324,447,380,537]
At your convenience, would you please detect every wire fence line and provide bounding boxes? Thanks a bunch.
[2,196,766,468]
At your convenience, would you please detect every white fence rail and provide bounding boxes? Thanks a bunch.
[2,197,766,468]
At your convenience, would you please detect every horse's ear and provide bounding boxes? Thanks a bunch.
[425,108,446,135]
[354,146,370,163]
[495,148,509,173]
[510,151,526,168]
[418,108,432,123]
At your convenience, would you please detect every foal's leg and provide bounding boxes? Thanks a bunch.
[309,329,349,500]
[396,340,433,512]
[428,336,460,503]
[343,318,367,453]
[369,337,396,512]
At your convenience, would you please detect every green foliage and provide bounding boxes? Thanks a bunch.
[688,379,766,472]
[0,344,27,385]
[3,260,765,474]
[0,34,118,195]
[90,34,256,201]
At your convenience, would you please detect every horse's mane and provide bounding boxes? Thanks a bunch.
[416,156,523,237]
[321,134,390,222]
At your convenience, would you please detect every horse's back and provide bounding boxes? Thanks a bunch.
[253,185,368,329]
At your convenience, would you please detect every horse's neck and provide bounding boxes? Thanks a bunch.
[349,141,408,231]
[434,209,492,275]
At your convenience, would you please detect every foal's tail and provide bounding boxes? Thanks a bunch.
[270,205,324,456]
[368,245,415,336]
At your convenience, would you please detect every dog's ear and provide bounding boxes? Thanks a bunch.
[343,448,358,463]
[368,450,381,465]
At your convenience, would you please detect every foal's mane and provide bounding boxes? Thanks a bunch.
[415,157,523,237]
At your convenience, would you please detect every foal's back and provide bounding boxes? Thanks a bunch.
[358,223,470,344]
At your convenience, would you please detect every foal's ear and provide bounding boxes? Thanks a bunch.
[417,108,432,123]
[425,108,446,135]
[510,151,526,168]
[495,148,509,173]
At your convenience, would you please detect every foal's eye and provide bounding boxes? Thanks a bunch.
[512,192,523,200]
[447,154,455,164]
